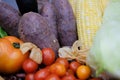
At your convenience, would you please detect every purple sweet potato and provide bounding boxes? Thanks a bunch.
[52,0,78,46]
[37,0,49,13]
[18,12,60,55]
[41,2,58,38]
[0,1,20,37]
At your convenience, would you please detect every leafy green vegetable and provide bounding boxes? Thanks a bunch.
[86,0,120,78]
[0,27,7,38]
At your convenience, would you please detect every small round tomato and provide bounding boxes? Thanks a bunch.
[45,74,60,80]
[34,68,50,80]
[69,61,81,72]
[50,63,66,77]
[22,58,38,73]
[42,48,55,65]
[65,69,74,76]
[55,57,69,69]
[61,74,76,80]
[25,73,34,80]
[76,65,91,80]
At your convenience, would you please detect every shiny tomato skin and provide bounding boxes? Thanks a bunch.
[55,57,69,69]
[25,73,34,80]
[42,48,55,65]
[34,68,50,80]
[69,61,81,72]
[50,63,66,77]
[0,36,29,73]
[45,74,61,80]
[61,74,76,80]
[22,58,38,73]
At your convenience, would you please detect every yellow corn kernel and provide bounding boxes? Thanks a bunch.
[76,0,107,49]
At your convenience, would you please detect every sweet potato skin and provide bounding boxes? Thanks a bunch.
[41,2,58,38]
[18,12,60,55]
[37,0,49,13]
[0,2,20,37]
[52,0,78,46]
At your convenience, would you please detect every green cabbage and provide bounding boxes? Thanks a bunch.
[86,0,120,78]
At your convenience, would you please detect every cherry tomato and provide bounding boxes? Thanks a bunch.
[50,63,66,77]
[69,61,81,72]
[34,68,50,80]
[42,48,55,65]
[55,57,69,69]
[45,74,60,80]
[61,74,76,80]
[22,58,38,73]
[76,65,91,80]
[25,73,34,80]
[65,69,74,76]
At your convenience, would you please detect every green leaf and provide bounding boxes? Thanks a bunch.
[0,27,8,38]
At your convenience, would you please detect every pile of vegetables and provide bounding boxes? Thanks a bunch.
[1,0,120,80]
[0,0,77,56]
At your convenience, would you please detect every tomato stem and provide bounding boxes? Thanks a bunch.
[13,42,20,49]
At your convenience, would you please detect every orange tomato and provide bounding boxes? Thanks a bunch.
[42,48,55,65]
[76,65,91,80]
[45,74,61,80]
[0,36,29,73]
[34,68,50,80]
[69,61,81,72]
[50,63,66,77]
[55,57,69,69]
[61,74,76,80]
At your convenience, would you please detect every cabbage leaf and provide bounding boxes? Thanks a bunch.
[86,0,120,78]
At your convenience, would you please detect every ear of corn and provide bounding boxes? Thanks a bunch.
[68,0,109,50]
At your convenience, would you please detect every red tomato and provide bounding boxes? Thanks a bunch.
[69,61,81,72]
[65,69,74,76]
[55,57,69,69]
[34,68,50,80]
[22,58,38,73]
[45,74,61,80]
[42,48,55,65]
[25,73,34,80]
[61,74,76,80]
[49,63,66,77]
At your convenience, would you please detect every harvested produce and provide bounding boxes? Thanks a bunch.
[34,68,50,80]
[75,0,108,49]
[86,0,120,79]
[25,73,34,80]
[0,36,29,73]
[42,48,56,65]
[55,57,69,69]
[0,1,20,37]
[52,0,77,46]
[45,74,61,80]
[76,65,91,80]
[22,58,38,73]
[50,62,66,77]
[18,12,60,55]
[37,0,49,13]
[41,2,58,38]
